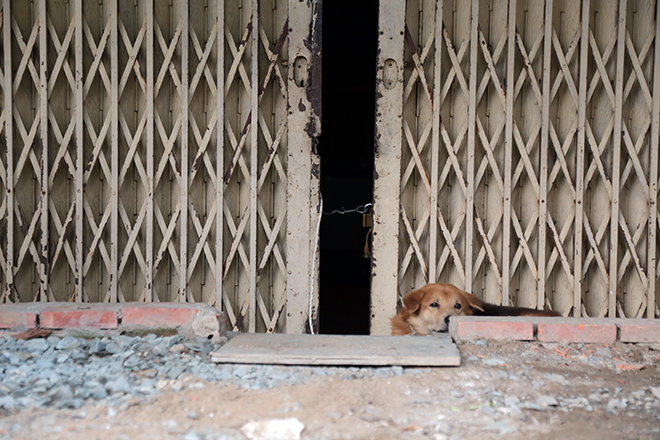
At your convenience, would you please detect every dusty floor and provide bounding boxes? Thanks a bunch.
[1,340,659,440]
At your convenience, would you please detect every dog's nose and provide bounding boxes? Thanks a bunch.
[444,316,451,326]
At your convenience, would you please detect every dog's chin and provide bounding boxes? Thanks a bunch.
[429,329,448,335]
[432,322,449,333]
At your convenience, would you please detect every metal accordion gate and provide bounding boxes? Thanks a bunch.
[0,0,321,334]
[372,0,660,334]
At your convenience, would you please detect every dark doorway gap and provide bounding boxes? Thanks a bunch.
[318,0,378,334]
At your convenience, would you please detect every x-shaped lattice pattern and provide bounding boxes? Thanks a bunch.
[5,11,45,302]
[393,0,660,319]
[222,12,289,332]
[1,1,295,333]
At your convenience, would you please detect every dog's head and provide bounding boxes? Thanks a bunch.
[402,283,484,335]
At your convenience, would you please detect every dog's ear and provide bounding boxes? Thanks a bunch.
[403,289,425,313]
[462,291,484,313]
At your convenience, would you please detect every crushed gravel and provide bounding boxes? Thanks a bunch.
[0,332,659,439]
[0,332,419,413]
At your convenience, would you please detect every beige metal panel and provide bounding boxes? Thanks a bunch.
[110,0,119,302]
[11,0,42,301]
[609,0,626,317]
[220,0,297,332]
[152,0,183,303]
[585,1,618,317]
[650,0,660,318]
[75,0,84,303]
[0,0,4,298]
[371,0,406,335]
[115,0,149,303]
[399,0,435,293]
[503,0,517,307]
[80,0,112,303]
[0,0,309,333]
[46,0,79,303]
[38,0,49,302]
[473,0,508,304]
[429,0,444,285]
[216,0,225,311]
[254,0,289,333]
[286,0,320,334]
[179,0,190,303]
[1,0,12,302]
[380,0,660,325]
[544,0,582,316]
[5,0,658,328]
[309,152,321,332]
[222,0,253,329]
[187,0,221,305]
[510,0,543,310]
[538,0,551,312]
[574,0,591,317]
[145,0,154,302]
[437,0,472,290]
[248,0,257,331]
[465,0,478,295]
[617,0,656,318]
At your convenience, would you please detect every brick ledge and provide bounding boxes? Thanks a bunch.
[0,302,226,341]
[449,316,660,344]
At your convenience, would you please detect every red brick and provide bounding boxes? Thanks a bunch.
[449,317,534,341]
[537,319,616,343]
[0,308,38,329]
[41,307,118,329]
[121,305,198,327]
[619,320,660,343]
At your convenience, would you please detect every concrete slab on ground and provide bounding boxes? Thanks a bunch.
[210,333,460,367]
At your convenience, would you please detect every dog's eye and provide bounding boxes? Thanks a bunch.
[454,302,462,310]
[429,302,439,308]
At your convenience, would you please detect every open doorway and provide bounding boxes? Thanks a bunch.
[318,0,379,334]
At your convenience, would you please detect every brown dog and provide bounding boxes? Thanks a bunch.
[391,283,560,335]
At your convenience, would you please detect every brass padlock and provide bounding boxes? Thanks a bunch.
[362,213,373,228]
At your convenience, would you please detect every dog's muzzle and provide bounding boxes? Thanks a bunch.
[434,316,451,332]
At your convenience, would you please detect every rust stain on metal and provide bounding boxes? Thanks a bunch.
[234,299,250,331]
[224,113,252,183]
[192,151,205,173]
[258,20,289,96]
[261,145,278,177]
[273,19,289,55]
[304,120,317,138]
[241,18,253,47]
[304,0,322,136]
[240,113,252,137]
[311,161,320,179]
[403,25,417,61]
[84,152,96,173]
[404,25,433,104]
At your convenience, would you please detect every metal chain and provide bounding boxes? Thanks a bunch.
[323,203,373,216]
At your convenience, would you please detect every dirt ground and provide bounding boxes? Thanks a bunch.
[2,340,659,440]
